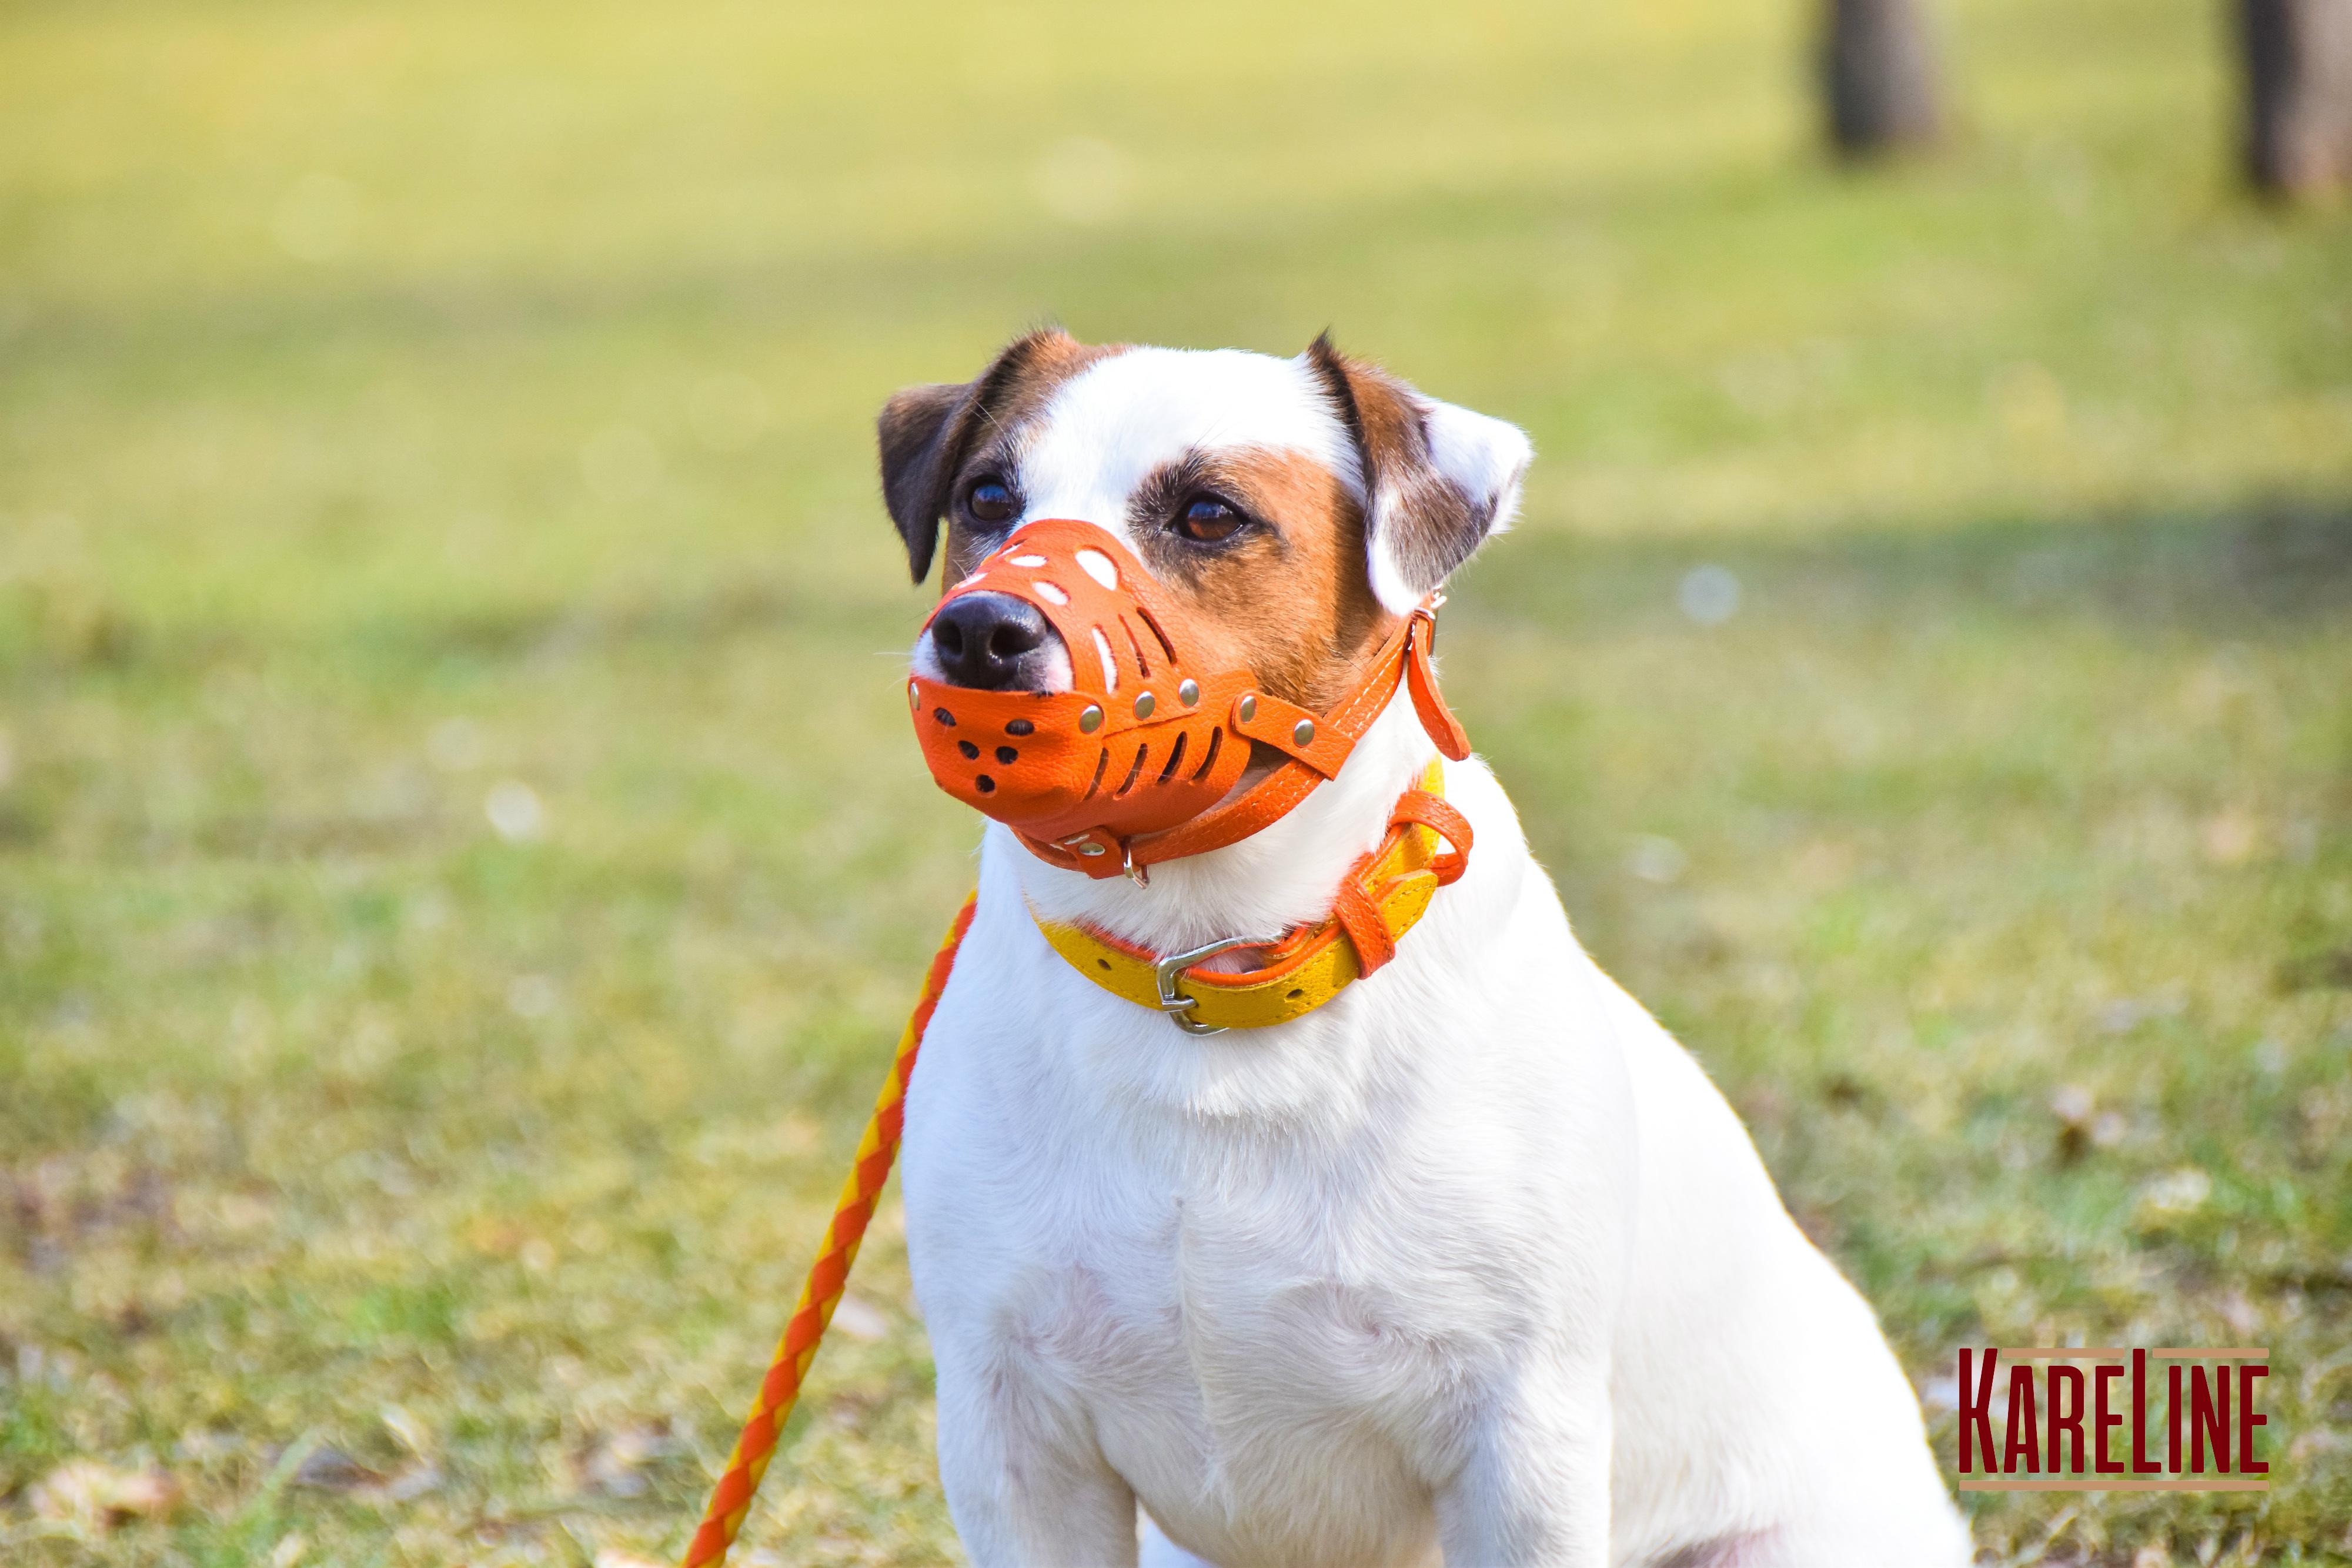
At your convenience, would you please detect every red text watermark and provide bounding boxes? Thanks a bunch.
[1952,1348,2271,1492]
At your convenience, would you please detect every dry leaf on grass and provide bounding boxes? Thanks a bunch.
[290,1445,385,1492]
[573,1420,676,1497]
[29,1459,182,1531]
[828,1292,889,1342]
[289,1443,443,1504]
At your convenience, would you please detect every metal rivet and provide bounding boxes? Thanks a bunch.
[1177,678,1200,705]
[1133,691,1155,720]
[1078,704,1103,733]
[1293,719,1315,747]
[1077,841,1107,857]
[1238,693,1257,722]
[908,681,919,708]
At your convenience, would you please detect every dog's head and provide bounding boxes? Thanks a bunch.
[881,331,1531,716]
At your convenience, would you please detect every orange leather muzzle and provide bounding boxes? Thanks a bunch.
[909,520,1254,855]
[909,517,1469,880]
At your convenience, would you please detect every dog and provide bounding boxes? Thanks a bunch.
[880,330,1969,1568]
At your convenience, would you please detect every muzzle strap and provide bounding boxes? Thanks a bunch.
[1405,611,1471,763]
[1018,598,1466,880]
[910,519,1472,883]
[1327,872,1397,975]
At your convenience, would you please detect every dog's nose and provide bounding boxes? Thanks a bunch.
[929,592,1057,690]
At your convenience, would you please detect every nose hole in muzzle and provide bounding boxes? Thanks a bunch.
[930,591,1068,691]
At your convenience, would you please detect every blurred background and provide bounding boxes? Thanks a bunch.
[2,0,2348,1563]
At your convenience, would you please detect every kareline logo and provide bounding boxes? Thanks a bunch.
[1950,1347,2272,1492]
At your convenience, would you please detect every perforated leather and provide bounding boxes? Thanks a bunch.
[909,519,1471,881]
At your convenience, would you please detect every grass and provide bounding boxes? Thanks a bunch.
[2,0,2348,1562]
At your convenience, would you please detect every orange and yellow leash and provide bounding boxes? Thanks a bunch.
[681,893,977,1568]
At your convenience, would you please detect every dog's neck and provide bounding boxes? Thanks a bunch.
[1004,690,1440,957]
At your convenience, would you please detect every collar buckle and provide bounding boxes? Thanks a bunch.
[1152,934,1277,1036]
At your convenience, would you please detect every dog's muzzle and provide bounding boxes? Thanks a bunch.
[908,517,1469,880]
[909,519,1255,852]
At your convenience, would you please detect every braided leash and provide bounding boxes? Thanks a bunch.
[680,893,977,1568]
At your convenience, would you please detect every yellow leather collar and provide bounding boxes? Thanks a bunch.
[1033,763,1463,1034]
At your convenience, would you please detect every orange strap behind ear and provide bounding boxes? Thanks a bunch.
[1406,609,1470,763]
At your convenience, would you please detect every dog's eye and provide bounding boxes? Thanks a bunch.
[1174,496,1245,544]
[964,478,1017,525]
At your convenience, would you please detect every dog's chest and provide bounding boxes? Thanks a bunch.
[901,872,1568,1563]
[1011,1166,1472,1560]
[1037,1174,1470,1409]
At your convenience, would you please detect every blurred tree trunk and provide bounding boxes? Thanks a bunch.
[1820,0,1943,158]
[2240,0,2352,197]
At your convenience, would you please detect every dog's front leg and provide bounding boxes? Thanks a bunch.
[1434,1359,1612,1567]
[935,1352,1138,1568]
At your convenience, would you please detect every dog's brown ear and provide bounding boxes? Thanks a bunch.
[1307,333,1531,613]
[878,381,970,583]
[877,328,1093,584]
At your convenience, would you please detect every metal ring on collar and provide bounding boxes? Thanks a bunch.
[1152,934,1279,1035]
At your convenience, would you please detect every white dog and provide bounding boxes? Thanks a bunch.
[880,331,1968,1568]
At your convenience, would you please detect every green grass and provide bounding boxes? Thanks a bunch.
[3,0,2349,1562]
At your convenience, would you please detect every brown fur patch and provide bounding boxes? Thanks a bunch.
[1121,446,1399,713]
[877,329,1125,583]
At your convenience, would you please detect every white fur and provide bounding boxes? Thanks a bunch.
[897,349,1967,1567]
[1020,348,1367,546]
[963,343,1534,621]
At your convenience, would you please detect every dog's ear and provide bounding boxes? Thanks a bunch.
[877,381,970,583]
[1307,334,1532,614]
[877,329,1083,584]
